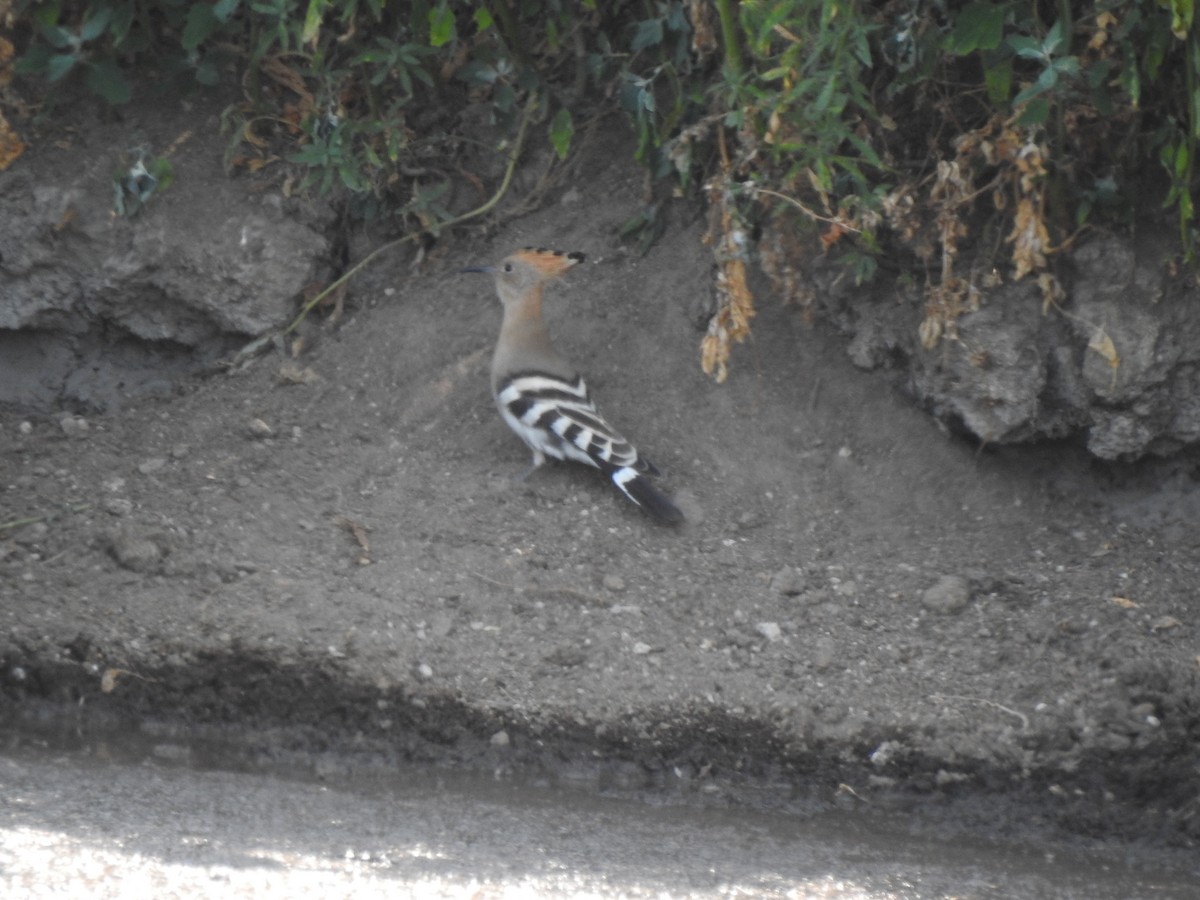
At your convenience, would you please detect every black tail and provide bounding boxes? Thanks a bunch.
[609,466,684,525]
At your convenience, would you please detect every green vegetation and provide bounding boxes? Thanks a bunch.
[4,1,1200,367]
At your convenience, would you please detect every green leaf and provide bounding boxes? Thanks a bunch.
[290,143,331,166]
[946,2,1008,54]
[83,59,131,103]
[428,1,455,48]
[845,132,883,170]
[853,30,872,67]
[213,0,241,23]
[1013,66,1057,105]
[549,107,574,160]
[195,56,220,85]
[46,52,78,82]
[302,0,328,45]
[1086,58,1110,89]
[41,25,75,50]
[363,143,383,169]
[12,45,52,76]
[812,158,833,192]
[79,9,112,43]
[473,7,493,31]
[1011,83,1041,106]
[1007,34,1042,59]
[1015,95,1050,126]
[418,181,449,202]
[1042,20,1064,55]
[983,56,1013,104]
[631,18,664,52]
[109,4,136,46]
[411,64,434,87]
[338,163,368,193]
[1053,56,1080,76]
[148,158,175,191]
[31,4,63,29]
[665,2,688,32]
[182,4,218,51]
[494,83,516,112]
[1165,0,1195,38]
[814,77,836,112]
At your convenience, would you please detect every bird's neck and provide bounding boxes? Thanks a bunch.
[491,281,576,391]
[498,282,550,353]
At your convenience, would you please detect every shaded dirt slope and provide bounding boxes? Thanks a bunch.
[1,106,1198,859]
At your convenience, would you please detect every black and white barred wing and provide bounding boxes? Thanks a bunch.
[495,371,657,474]
[494,370,682,524]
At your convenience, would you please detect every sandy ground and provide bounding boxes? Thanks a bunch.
[3,734,1197,899]
[1,100,1199,878]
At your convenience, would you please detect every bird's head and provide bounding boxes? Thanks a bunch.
[462,247,585,302]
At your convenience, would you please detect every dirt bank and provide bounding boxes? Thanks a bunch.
[1,96,1198,864]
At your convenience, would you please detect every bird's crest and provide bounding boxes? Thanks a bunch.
[513,247,585,278]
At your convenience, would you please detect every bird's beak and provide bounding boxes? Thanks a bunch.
[458,265,494,274]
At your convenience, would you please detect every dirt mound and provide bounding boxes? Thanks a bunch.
[2,95,1198,857]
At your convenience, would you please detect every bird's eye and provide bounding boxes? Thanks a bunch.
[502,262,514,273]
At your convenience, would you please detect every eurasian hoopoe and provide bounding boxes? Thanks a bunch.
[463,247,684,525]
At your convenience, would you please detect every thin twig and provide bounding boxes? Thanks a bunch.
[836,783,871,803]
[280,93,541,337]
[0,503,92,533]
[470,571,516,590]
[932,694,1030,731]
[751,186,861,232]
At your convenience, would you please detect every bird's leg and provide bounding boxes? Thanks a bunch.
[514,450,548,483]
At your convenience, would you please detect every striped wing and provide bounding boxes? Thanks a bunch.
[495,370,657,475]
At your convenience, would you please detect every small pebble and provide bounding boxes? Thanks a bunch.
[770,566,806,596]
[833,579,860,597]
[631,641,653,655]
[428,612,455,639]
[59,416,89,438]
[602,573,625,592]
[811,636,838,671]
[414,662,433,681]
[248,418,274,438]
[18,421,32,435]
[921,575,971,615]
[756,621,782,642]
[490,730,510,747]
[108,530,163,573]
[102,498,134,517]
[138,458,167,475]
